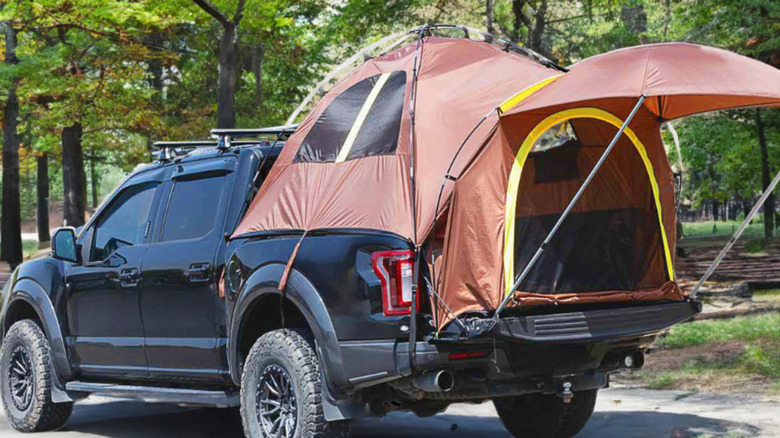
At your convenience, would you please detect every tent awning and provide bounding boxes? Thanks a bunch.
[506,43,780,120]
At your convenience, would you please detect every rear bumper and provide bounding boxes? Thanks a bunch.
[337,300,700,394]
[484,300,701,342]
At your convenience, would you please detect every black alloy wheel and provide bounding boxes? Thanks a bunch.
[256,364,297,438]
[7,346,34,411]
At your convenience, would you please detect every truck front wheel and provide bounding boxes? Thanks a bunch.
[0,320,74,433]
[240,328,351,438]
[493,389,597,438]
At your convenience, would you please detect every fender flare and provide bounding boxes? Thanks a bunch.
[5,279,74,382]
[227,264,350,394]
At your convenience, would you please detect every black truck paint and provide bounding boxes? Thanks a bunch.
[0,142,700,432]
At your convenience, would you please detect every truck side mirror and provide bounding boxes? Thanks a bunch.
[52,228,79,263]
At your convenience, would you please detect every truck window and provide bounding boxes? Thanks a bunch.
[90,182,158,262]
[161,175,226,242]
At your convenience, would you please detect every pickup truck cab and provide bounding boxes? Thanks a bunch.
[0,133,698,438]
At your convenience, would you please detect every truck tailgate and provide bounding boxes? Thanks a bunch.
[487,300,701,343]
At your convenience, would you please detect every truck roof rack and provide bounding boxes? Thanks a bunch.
[151,140,283,162]
[152,124,298,162]
[210,124,299,142]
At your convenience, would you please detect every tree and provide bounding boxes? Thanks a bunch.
[192,0,247,129]
[61,123,85,227]
[676,0,780,236]
[1,17,23,264]
[36,153,49,244]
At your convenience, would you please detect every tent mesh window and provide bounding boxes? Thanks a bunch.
[295,71,407,163]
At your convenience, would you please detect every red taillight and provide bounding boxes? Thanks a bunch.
[448,351,489,361]
[371,250,415,317]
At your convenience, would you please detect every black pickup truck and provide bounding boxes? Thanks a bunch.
[0,131,699,438]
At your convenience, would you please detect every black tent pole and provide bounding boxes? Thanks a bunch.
[408,26,427,371]
[493,95,647,321]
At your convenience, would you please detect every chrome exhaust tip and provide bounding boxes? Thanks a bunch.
[413,370,455,393]
[624,351,645,369]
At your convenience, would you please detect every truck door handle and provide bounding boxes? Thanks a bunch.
[188,263,212,282]
[118,268,140,288]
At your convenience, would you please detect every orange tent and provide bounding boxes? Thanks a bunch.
[233,31,780,331]
[438,43,780,329]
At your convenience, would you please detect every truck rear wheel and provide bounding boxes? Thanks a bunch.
[493,389,597,438]
[240,328,351,438]
[0,320,74,433]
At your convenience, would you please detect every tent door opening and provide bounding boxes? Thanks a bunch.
[503,110,674,301]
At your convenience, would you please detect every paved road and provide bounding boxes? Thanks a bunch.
[1,388,778,437]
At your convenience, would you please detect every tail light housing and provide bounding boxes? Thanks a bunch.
[371,250,415,316]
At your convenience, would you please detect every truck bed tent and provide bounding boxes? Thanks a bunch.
[232,34,780,331]
[438,43,780,329]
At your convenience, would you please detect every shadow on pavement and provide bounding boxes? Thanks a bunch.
[50,400,761,438]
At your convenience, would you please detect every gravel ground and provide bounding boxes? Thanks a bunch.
[1,388,778,437]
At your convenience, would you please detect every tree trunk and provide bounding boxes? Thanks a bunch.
[62,123,86,228]
[252,45,264,110]
[36,154,50,245]
[1,22,23,265]
[217,23,239,129]
[621,1,647,34]
[662,0,671,39]
[510,0,523,43]
[756,109,774,237]
[527,0,548,54]
[89,150,99,208]
[486,0,495,34]
[712,199,720,222]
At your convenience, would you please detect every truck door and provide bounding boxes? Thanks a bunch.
[67,178,163,379]
[140,159,234,382]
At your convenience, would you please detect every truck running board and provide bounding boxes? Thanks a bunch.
[65,382,239,408]
[465,300,701,342]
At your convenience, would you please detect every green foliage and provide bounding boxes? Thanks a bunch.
[663,313,780,349]
[1,0,778,231]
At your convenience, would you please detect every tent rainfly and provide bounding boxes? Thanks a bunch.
[233,32,780,332]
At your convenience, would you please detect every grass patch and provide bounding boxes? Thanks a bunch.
[664,313,780,349]
[632,314,780,395]
[753,289,780,304]
[744,238,770,253]
[645,373,677,390]
[743,343,780,378]
[682,220,764,238]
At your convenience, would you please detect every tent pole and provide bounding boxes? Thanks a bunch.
[493,95,647,319]
[689,167,780,301]
[408,27,427,370]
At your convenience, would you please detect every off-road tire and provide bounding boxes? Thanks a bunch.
[0,320,74,432]
[240,328,351,438]
[493,389,598,438]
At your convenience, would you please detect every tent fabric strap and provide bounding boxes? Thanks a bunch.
[278,230,309,292]
[497,96,665,318]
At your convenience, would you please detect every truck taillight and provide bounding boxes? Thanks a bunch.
[371,250,415,317]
